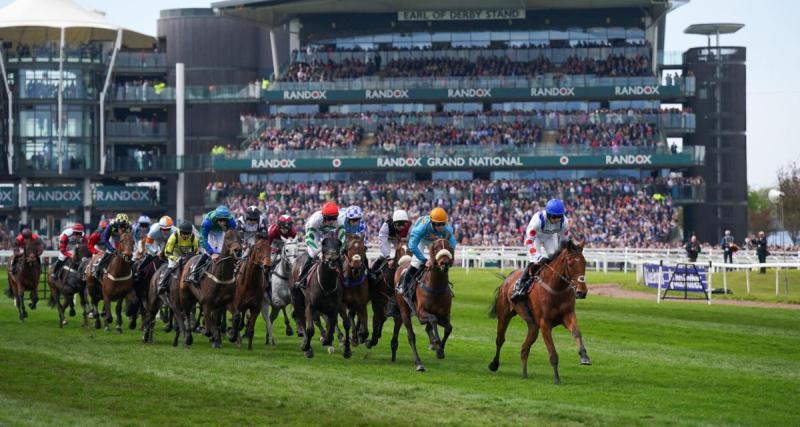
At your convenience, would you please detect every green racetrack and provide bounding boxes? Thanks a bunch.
[1,268,798,426]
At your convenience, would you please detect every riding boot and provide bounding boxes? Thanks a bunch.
[396,265,419,297]
[511,258,548,302]
[51,258,65,281]
[297,256,315,289]
[185,253,209,285]
[135,254,152,282]
[93,252,111,278]
[10,256,19,275]
[157,266,174,294]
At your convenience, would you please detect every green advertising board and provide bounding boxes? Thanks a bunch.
[27,186,83,208]
[213,151,698,172]
[263,84,682,104]
[94,186,157,208]
[0,186,17,209]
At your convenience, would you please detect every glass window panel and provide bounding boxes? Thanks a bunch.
[608,27,626,38]
[411,32,431,42]
[490,31,509,41]
[627,27,645,39]
[432,32,450,42]
[510,31,528,41]
[469,32,489,41]
[373,33,392,43]
[549,30,568,40]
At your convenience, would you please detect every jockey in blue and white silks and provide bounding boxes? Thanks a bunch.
[511,198,571,301]
[185,205,237,284]
[340,205,368,244]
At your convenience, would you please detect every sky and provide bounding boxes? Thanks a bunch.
[0,0,797,188]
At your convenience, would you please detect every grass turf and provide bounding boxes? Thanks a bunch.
[1,268,798,426]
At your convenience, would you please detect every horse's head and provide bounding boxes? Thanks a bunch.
[429,238,454,272]
[251,238,272,268]
[320,237,342,269]
[281,238,299,267]
[117,232,134,263]
[344,234,367,277]
[23,239,39,266]
[222,229,243,259]
[555,240,587,299]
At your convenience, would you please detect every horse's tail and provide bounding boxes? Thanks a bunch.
[488,284,502,319]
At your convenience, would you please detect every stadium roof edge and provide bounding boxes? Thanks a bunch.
[684,23,744,35]
[213,0,675,28]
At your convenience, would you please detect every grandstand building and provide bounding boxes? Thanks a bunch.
[0,0,745,248]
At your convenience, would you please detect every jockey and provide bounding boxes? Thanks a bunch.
[157,220,198,294]
[137,215,175,282]
[340,205,368,243]
[93,214,132,278]
[296,201,346,289]
[132,215,152,259]
[11,228,42,275]
[51,223,87,281]
[87,219,109,256]
[511,198,571,302]
[370,209,411,278]
[236,205,268,250]
[185,205,236,285]
[396,207,457,299]
[266,214,297,259]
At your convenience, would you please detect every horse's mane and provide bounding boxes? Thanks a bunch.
[550,239,582,262]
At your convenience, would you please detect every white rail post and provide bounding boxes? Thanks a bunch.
[657,260,663,304]
[745,267,750,294]
[722,264,727,294]
[775,266,780,296]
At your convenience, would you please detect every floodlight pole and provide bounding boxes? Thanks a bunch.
[58,27,65,175]
[0,47,13,175]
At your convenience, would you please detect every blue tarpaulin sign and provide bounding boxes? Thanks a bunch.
[643,263,709,292]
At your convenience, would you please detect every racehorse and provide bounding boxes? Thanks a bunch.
[391,238,454,372]
[49,243,92,328]
[7,238,43,321]
[130,253,165,329]
[366,241,410,349]
[262,237,299,345]
[290,237,352,359]
[488,239,590,384]
[177,229,242,349]
[341,233,370,346]
[229,237,271,350]
[100,232,136,332]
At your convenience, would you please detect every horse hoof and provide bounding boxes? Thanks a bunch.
[22,311,28,319]
[69,308,76,317]
[581,358,592,366]
[94,322,101,330]
[105,326,110,332]
[554,378,561,385]
[285,327,294,336]
[415,365,426,372]
[129,323,136,330]
[163,325,173,333]
[116,327,122,334]
[327,346,335,355]
[521,373,528,380]
[187,335,194,346]
[304,349,314,358]
[352,340,360,348]
[212,342,221,349]
[61,320,69,327]
[436,350,445,360]
[343,349,352,359]
[488,360,499,372]
[365,341,375,349]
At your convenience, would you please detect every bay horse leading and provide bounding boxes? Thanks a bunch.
[391,238,454,372]
[7,237,44,321]
[342,233,370,346]
[229,237,271,350]
[100,232,136,332]
[488,240,591,384]
[177,229,242,349]
[50,243,92,328]
[290,237,351,359]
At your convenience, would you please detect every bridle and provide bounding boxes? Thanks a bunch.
[539,251,586,296]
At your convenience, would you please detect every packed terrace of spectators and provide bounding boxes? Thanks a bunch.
[208,177,705,248]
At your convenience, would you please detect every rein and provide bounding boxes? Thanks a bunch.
[539,256,584,296]
[314,261,340,296]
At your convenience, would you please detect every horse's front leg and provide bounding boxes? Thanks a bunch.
[245,307,258,350]
[439,318,453,360]
[539,322,560,384]
[302,303,315,358]
[399,303,425,372]
[564,311,591,365]
[79,288,89,328]
[357,306,369,347]
[29,284,39,309]
[338,306,352,359]
[115,299,124,333]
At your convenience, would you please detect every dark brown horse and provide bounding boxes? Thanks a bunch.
[290,237,351,359]
[341,233,370,346]
[488,240,590,384]
[49,243,92,328]
[7,238,44,321]
[229,237,271,350]
[366,241,410,349]
[84,252,106,329]
[392,238,454,371]
[100,232,136,332]
[130,253,164,329]
[176,229,242,348]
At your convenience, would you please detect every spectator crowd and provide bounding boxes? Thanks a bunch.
[207,177,701,248]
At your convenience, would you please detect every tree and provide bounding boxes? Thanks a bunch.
[777,160,800,243]
[747,188,773,235]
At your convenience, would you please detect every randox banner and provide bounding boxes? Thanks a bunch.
[643,263,709,292]
[94,186,156,207]
[214,152,699,172]
[27,186,83,208]
[263,85,684,104]
[0,186,17,209]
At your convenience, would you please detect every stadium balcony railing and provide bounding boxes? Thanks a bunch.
[269,76,695,95]
[107,122,167,138]
[4,49,166,68]
[294,45,652,65]
[112,84,261,103]
[241,111,695,136]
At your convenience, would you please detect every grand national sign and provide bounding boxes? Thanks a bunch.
[94,186,156,207]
